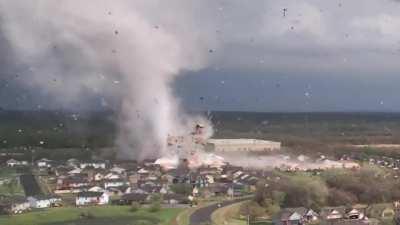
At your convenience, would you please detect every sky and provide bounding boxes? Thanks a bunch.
[1,0,400,112]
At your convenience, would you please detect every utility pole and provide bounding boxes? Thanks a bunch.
[247,203,250,225]
[31,149,35,165]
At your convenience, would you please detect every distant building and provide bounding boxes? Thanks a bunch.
[36,158,53,168]
[207,139,281,152]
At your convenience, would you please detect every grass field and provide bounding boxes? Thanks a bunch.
[0,206,183,225]
[211,200,248,225]
[0,167,24,196]
[0,168,19,178]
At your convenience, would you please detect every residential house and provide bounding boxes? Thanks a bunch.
[104,179,129,189]
[120,193,149,205]
[140,184,162,194]
[88,186,105,192]
[205,174,215,184]
[320,207,346,220]
[198,166,221,175]
[27,195,62,208]
[75,192,109,206]
[189,173,209,188]
[205,184,229,197]
[137,168,150,179]
[36,158,53,168]
[346,208,365,220]
[159,186,168,194]
[54,166,70,176]
[110,166,126,175]
[222,165,243,177]
[274,207,319,225]
[128,173,140,185]
[80,161,106,169]
[104,172,122,180]
[66,158,80,168]
[6,159,28,167]
[94,172,106,181]
[192,186,199,197]
[68,168,82,175]
[106,186,131,197]
[161,174,174,184]
[366,204,395,220]
[0,197,30,214]
[163,193,188,205]
[56,175,89,190]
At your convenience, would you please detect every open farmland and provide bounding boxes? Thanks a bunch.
[2,111,400,161]
[0,206,182,225]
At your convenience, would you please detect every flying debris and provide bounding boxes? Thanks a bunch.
[114,30,119,35]
[161,123,225,169]
[283,8,288,17]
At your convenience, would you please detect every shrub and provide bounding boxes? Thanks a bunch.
[130,202,140,212]
[148,201,161,212]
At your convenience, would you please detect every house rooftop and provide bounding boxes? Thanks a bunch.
[77,192,104,198]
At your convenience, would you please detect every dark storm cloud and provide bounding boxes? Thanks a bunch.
[1,0,400,111]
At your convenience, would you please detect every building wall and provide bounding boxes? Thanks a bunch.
[207,139,281,152]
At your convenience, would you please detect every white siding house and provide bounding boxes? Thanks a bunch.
[75,192,109,206]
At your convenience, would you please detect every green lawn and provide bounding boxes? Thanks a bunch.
[0,167,24,196]
[0,168,19,178]
[0,206,183,225]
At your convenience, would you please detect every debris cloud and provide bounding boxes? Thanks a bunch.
[0,1,217,159]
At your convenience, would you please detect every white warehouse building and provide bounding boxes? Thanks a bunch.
[207,138,281,152]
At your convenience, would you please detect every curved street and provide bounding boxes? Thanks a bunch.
[190,197,251,225]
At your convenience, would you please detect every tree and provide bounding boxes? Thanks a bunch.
[327,188,357,206]
[271,191,286,206]
[240,201,265,221]
[170,183,193,195]
[281,175,328,210]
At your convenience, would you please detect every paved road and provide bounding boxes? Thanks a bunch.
[190,197,251,225]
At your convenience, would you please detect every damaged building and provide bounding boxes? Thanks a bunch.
[207,138,281,153]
